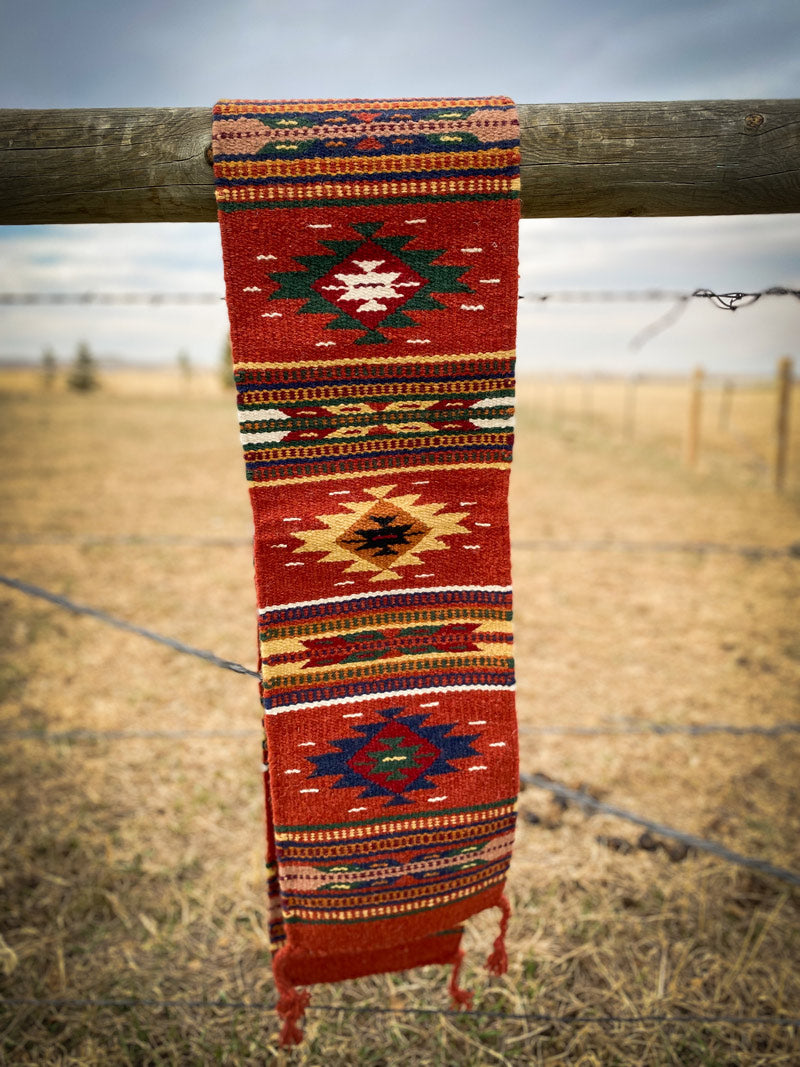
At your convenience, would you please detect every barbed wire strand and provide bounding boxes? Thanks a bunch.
[2,533,798,559]
[520,774,800,888]
[2,722,799,744]
[2,997,798,1029]
[511,539,800,559]
[0,573,259,680]
[3,571,800,887]
[2,286,798,307]
[2,570,798,741]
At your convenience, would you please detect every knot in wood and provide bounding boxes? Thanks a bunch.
[744,112,764,130]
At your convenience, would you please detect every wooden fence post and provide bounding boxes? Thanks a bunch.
[718,378,735,433]
[687,366,705,468]
[775,356,794,492]
[623,376,640,440]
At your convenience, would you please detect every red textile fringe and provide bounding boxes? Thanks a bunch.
[273,946,311,1047]
[486,894,511,976]
[448,948,474,1010]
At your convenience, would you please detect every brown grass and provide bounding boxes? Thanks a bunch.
[1,368,799,1065]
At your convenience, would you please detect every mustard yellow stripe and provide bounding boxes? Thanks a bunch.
[215,97,513,115]
[217,147,520,180]
[215,176,518,202]
[260,623,514,678]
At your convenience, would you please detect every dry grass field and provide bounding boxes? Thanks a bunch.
[1,365,799,1065]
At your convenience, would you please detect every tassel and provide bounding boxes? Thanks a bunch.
[272,945,311,1047]
[448,948,474,1010]
[486,893,511,976]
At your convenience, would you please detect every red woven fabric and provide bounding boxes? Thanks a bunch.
[213,97,520,1045]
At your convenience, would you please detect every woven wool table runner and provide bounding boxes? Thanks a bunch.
[213,96,520,1045]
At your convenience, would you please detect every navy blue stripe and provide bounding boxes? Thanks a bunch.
[262,669,516,709]
[261,589,513,625]
[236,369,516,393]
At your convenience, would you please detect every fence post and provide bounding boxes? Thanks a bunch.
[623,376,638,440]
[774,356,794,492]
[686,366,705,468]
[718,378,735,433]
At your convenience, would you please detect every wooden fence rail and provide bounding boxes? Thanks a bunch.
[1,100,799,224]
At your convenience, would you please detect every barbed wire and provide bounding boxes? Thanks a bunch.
[0,574,259,680]
[511,539,800,559]
[3,533,798,559]
[1,286,798,307]
[3,722,798,744]
[3,571,800,888]
[520,774,800,888]
[0,292,225,305]
[520,285,800,308]
[2,571,797,742]
[2,996,798,1030]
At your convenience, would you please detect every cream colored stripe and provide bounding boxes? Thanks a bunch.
[264,680,514,715]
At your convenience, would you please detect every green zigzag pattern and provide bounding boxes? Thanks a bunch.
[267,221,472,345]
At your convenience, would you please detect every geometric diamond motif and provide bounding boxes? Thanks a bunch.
[266,221,471,344]
[291,484,470,582]
[307,705,481,807]
[336,498,430,570]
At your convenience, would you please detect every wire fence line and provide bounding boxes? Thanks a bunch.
[521,774,800,888]
[2,285,799,307]
[3,570,800,889]
[3,533,799,559]
[2,996,798,1030]
[3,723,799,744]
[2,570,798,740]
[0,573,260,680]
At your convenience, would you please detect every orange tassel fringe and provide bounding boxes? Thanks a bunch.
[273,946,311,1047]
[486,893,511,976]
[448,948,474,1010]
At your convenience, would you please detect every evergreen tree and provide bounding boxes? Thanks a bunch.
[177,348,192,384]
[67,342,99,392]
[41,348,57,390]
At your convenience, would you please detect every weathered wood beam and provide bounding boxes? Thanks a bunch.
[0,100,798,224]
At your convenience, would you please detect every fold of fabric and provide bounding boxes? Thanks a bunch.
[213,96,520,1045]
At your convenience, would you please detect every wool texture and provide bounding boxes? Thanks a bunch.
[213,97,520,1046]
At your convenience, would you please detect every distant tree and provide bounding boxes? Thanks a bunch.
[67,342,99,392]
[219,334,234,389]
[177,348,192,383]
[41,348,57,390]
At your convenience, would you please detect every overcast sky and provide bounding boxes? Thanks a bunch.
[1,0,798,375]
